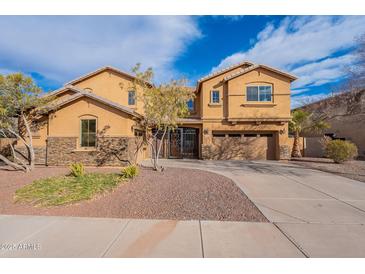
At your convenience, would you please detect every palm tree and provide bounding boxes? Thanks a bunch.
[289,109,329,158]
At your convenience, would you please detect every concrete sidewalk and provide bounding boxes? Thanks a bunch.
[0,215,303,258]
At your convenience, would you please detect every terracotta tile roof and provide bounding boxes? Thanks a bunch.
[44,86,69,97]
[224,64,297,82]
[65,66,152,87]
[45,66,153,99]
[197,60,254,83]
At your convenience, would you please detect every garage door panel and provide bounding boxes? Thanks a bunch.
[210,133,275,160]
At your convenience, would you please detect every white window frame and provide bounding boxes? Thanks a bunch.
[246,85,273,102]
[210,90,220,104]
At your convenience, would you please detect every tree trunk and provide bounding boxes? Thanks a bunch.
[148,128,167,172]
[0,129,30,172]
[0,154,28,172]
[133,137,144,165]
[291,130,302,158]
[22,114,35,170]
[9,143,30,172]
[154,127,167,171]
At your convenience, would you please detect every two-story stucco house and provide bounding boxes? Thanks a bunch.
[17,61,297,165]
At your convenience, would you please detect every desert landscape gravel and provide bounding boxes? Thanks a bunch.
[0,166,267,222]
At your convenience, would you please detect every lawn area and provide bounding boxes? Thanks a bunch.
[14,173,124,207]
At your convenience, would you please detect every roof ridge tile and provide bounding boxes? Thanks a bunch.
[198,60,254,82]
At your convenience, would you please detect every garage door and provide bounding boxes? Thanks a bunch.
[210,132,276,160]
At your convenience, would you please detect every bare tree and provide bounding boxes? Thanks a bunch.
[347,33,365,90]
[131,64,195,171]
[0,73,52,172]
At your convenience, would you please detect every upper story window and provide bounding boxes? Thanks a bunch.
[128,90,136,105]
[80,119,96,147]
[246,85,272,102]
[210,90,220,104]
[187,99,194,111]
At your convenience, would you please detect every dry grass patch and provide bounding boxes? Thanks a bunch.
[14,173,125,207]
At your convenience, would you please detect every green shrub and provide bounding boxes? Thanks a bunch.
[121,165,139,179]
[69,162,85,177]
[325,140,358,163]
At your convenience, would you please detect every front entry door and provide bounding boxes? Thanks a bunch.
[169,128,183,158]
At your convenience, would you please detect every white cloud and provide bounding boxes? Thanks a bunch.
[291,93,331,109]
[212,16,365,90]
[0,68,16,75]
[291,54,355,88]
[0,16,201,87]
[291,88,309,95]
[211,15,245,21]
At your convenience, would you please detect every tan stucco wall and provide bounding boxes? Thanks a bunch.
[23,69,141,149]
[199,67,291,120]
[18,90,78,148]
[226,68,291,119]
[73,70,145,115]
[202,121,287,133]
[199,66,248,119]
[300,90,365,159]
[193,65,294,160]
[23,96,137,150]
[48,97,136,148]
[31,116,49,147]
[324,116,365,159]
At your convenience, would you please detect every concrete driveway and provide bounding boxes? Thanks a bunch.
[149,159,365,257]
[1,159,365,258]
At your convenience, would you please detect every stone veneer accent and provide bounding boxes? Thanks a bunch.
[46,136,137,166]
[14,146,47,165]
[201,144,212,160]
[279,145,291,160]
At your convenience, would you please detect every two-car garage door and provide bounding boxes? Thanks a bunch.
[211,132,276,160]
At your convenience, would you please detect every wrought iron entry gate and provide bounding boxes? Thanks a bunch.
[169,127,198,159]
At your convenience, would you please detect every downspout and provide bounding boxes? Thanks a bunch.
[45,114,50,166]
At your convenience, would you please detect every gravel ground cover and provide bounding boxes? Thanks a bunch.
[0,166,267,222]
[291,157,365,183]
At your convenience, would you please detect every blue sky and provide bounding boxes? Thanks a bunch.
[0,15,364,108]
